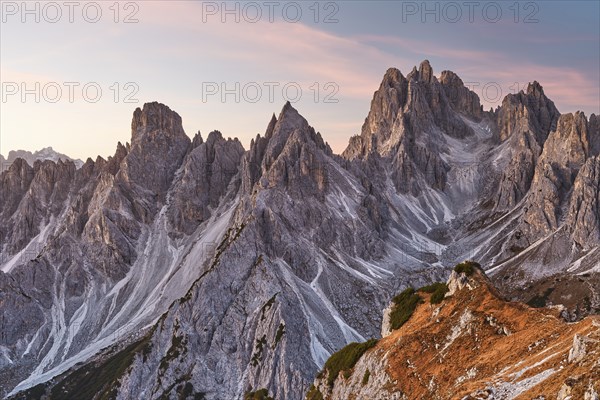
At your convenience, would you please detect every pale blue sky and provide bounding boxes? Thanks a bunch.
[1,0,599,160]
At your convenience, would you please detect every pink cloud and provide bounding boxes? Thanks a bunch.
[137,2,411,98]
[358,34,598,115]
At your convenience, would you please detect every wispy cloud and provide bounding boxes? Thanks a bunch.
[356,34,599,114]
[1,1,597,159]
[138,2,410,98]
[139,2,598,114]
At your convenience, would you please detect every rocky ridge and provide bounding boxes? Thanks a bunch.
[309,267,600,399]
[3,147,84,169]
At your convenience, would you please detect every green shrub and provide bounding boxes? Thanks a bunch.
[18,383,49,399]
[526,287,554,308]
[323,339,378,386]
[419,283,442,293]
[159,333,185,373]
[177,382,195,400]
[454,260,480,276]
[419,282,449,304]
[274,323,285,347]
[430,287,448,304]
[47,332,154,400]
[362,369,371,385]
[260,294,277,320]
[244,388,273,400]
[306,385,324,400]
[251,335,267,367]
[389,288,421,330]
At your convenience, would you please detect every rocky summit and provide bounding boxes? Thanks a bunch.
[0,61,598,400]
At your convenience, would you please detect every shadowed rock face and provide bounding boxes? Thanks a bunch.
[439,70,483,119]
[167,130,244,236]
[496,81,560,143]
[343,60,486,195]
[344,60,481,161]
[589,114,600,156]
[120,102,191,221]
[493,82,561,211]
[0,159,76,254]
[0,102,247,397]
[9,101,405,400]
[568,156,600,248]
[515,112,593,242]
[1,61,599,400]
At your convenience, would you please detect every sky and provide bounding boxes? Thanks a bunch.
[1,0,599,160]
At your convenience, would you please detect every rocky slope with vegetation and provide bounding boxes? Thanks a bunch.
[309,263,600,400]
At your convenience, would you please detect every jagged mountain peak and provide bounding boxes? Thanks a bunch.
[344,59,483,160]
[507,79,551,104]
[118,102,191,217]
[492,79,562,211]
[3,157,32,177]
[167,128,244,236]
[105,140,129,175]
[526,80,545,97]
[406,65,418,81]
[439,70,483,119]
[264,113,278,139]
[418,59,434,83]
[382,66,404,81]
[557,111,590,148]
[191,130,204,148]
[276,101,309,131]
[262,102,329,161]
[128,101,190,152]
[496,79,559,143]
[252,102,315,158]
[439,69,463,85]
[378,65,409,91]
[206,129,223,142]
[131,101,187,143]
[204,130,243,152]
[241,102,333,198]
[404,59,435,83]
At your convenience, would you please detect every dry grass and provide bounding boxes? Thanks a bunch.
[369,272,600,398]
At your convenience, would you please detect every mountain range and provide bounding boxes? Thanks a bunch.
[0,60,598,399]
[1,148,84,170]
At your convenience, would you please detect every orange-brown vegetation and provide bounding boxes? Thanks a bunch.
[320,269,599,399]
